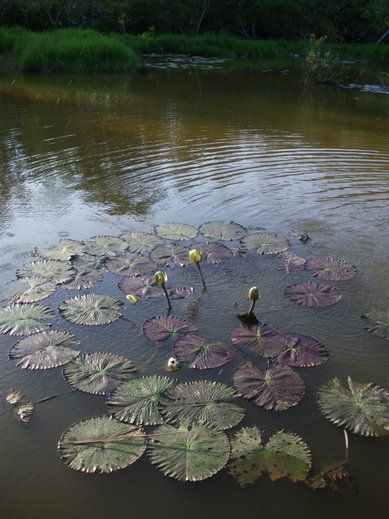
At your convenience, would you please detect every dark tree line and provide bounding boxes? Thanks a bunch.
[0,0,388,43]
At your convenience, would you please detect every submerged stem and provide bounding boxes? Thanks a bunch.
[196,262,207,290]
[248,298,256,316]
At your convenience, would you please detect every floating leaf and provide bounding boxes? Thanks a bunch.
[160,381,244,430]
[118,275,160,298]
[73,254,106,271]
[149,421,229,481]
[241,233,290,254]
[5,389,24,405]
[277,333,329,367]
[199,221,247,241]
[143,315,198,343]
[58,416,146,473]
[196,243,233,264]
[62,267,102,290]
[174,334,231,369]
[40,239,87,261]
[169,287,195,300]
[306,460,356,492]
[150,244,189,267]
[86,235,128,258]
[59,294,123,325]
[15,402,34,423]
[278,252,306,273]
[230,324,286,358]
[9,330,80,370]
[0,304,53,336]
[233,361,305,411]
[155,222,198,241]
[228,427,311,487]
[317,377,389,436]
[63,353,136,395]
[305,257,357,281]
[16,260,75,284]
[107,376,177,425]
[284,282,342,307]
[105,255,156,276]
[362,309,389,340]
[120,231,165,254]
[16,278,56,303]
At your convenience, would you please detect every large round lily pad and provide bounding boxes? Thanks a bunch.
[58,416,146,473]
[149,421,230,481]
[40,239,87,261]
[305,257,357,281]
[233,361,305,411]
[105,255,157,276]
[62,268,102,290]
[174,334,231,369]
[362,309,389,340]
[230,324,286,358]
[143,315,198,343]
[284,281,342,307]
[150,244,189,267]
[0,304,54,336]
[155,222,198,241]
[120,231,165,254]
[241,233,290,255]
[63,353,136,395]
[16,278,56,303]
[317,376,389,437]
[195,243,233,264]
[86,235,128,258]
[9,330,80,369]
[277,333,329,367]
[16,260,75,284]
[118,275,160,299]
[59,294,123,325]
[160,381,245,430]
[199,221,247,241]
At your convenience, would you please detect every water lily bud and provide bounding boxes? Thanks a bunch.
[248,286,260,301]
[154,270,168,285]
[189,249,203,264]
[126,294,139,304]
[166,356,181,372]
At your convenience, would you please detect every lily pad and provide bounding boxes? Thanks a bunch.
[0,304,53,336]
[107,375,177,425]
[230,324,286,358]
[362,309,389,340]
[149,421,229,481]
[59,294,123,325]
[196,243,233,264]
[9,330,80,370]
[105,255,157,276]
[284,282,342,307]
[16,278,57,303]
[143,315,198,343]
[317,376,389,437]
[118,275,160,299]
[16,260,75,284]
[150,244,189,267]
[228,427,312,486]
[5,389,24,405]
[62,267,102,290]
[120,232,165,254]
[160,381,245,430]
[233,361,305,411]
[155,222,198,241]
[40,239,87,261]
[278,252,306,273]
[15,402,34,423]
[86,235,128,258]
[58,416,146,473]
[63,353,136,395]
[277,333,329,367]
[199,221,247,241]
[241,233,290,255]
[174,334,231,369]
[305,257,357,281]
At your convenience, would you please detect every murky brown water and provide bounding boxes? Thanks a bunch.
[1,68,389,519]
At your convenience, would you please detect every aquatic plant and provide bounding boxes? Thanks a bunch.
[284,281,342,307]
[59,294,123,326]
[154,270,172,310]
[143,315,198,343]
[230,323,285,358]
[173,334,231,369]
[0,304,54,336]
[189,248,206,289]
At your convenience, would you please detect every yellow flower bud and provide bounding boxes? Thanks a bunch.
[189,248,203,264]
[126,294,139,304]
[248,286,260,301]
[154,270,168,285]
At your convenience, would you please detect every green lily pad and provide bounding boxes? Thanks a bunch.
[149,421,230,481]
[120,232,165,254]
[160,381,245,430]
[105,255,157,276]
[40,239,87,261]
[16,260,75,284]
[362,309,389,340]
[59,294,123,325]
[241,233,290,254]
[63,353,136,395]
[58,416,146,473]
[9,330,80,370]
[143,315,198,343]
[150,244,189,267]
[62,267,102,290]
[0,304,54,336]
[16,278,57,303]
[173,334,231,369]
[155,222,198,241]
[317,376,389,437]
[86,235,128,258]
[107,375,177,425]
[199,221,247,241]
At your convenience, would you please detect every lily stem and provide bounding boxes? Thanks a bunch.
[247,298,256,316]
[161,284,172,310]
[196,262,206,290]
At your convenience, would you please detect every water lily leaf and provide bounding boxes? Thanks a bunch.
[63,353,136,395]
[143,315,198,343]
[241,233,290,254]
[40,239,87,261]
[284,282,342,307]
[155,222,198,241]
[277,333,329,367]
[199,221,247,241]
[196,243,233,264]
[120,231,165,254]
[58,416,146,473]
[0,304,53,336]
[169,287,195,300]
[174,334,231,369]
[362,309,389,340]
[59,294,123,325]
[86,235,128,258]
[16,260,75,284]
[16,278,56,303]
[105,255,157,276]
[150,244,189,267]
[5,389,24,405]
[228,427,312,486]
[149,421,230,481]
[62,268,102,290]
[9,330,80,370]
[118,275,160,298]
[230,324,286,358]
[160,381,244,430]
[306,460,356,492]
[233,361,305,411]
[305,257,357,281]
[278,252,306,273]
[73,254,106,271]
[317,377,389,437]
[15,402,34,423]
[107,375,177,425]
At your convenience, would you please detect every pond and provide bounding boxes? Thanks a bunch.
[0,66,389,519]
